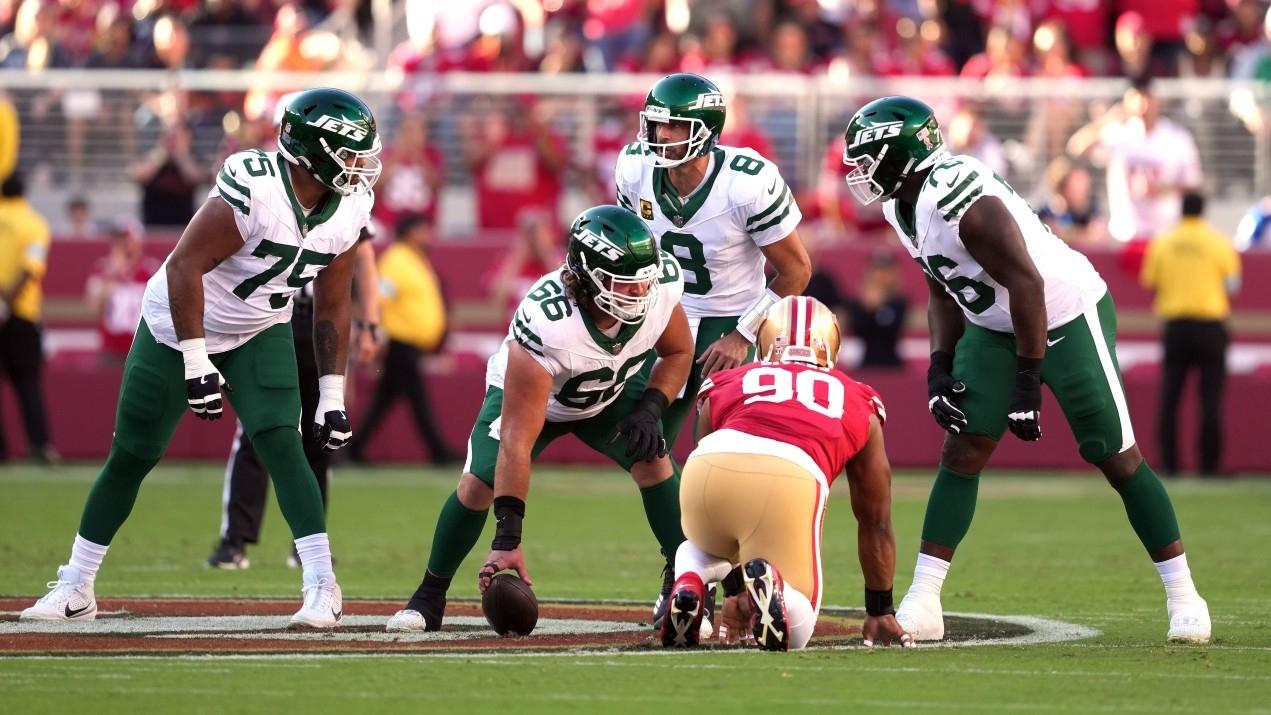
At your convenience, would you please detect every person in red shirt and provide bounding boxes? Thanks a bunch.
[464,101,566,232]
[661,296,909,651]
[718,95,775,161]
[84,219,161,365]
[373,112,445,231]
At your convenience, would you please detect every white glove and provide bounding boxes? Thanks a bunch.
[179,338,230,420]
[314,375,351,451]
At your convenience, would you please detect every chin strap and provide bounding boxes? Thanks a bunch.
[736,289,781,344]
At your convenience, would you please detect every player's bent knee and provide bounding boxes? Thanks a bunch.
[939,433,995,474]
[456,473,493,510]
[1097,445,1144,486]
[629,456,674,488]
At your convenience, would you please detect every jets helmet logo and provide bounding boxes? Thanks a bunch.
[849,121,903,149]
[688,93,725,110]
[576,228,624,262]
[306,114,369,141]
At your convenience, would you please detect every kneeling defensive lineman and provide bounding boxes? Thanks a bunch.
[662,296,909,651]
[21,88,379,628]
[842,96,1211,644]
[387,205,693,632]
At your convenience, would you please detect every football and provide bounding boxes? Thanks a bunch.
[481,573,539,636]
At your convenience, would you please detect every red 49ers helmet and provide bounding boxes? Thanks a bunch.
[757,296,841,369]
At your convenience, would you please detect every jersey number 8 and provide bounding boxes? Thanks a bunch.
[741,366,844,419]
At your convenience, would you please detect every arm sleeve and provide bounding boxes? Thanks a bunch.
[743,160,802,247]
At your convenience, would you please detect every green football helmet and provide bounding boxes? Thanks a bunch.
[565,206,663,324]
[842,96,945,205]
[278,87,382,197]
[637,73,727,168]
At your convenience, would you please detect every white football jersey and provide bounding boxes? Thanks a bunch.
[143,150,372,353]
[882,154,1107,333]
[486,253,685,422]
[614,144,800,318]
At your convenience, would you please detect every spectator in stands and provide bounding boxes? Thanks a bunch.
[1067,78,1202,244]
[1141,193,1241,477]
[66,195,92,237]
[946,106,1006,177]
[0,0,73,69]
[187,0,270,68]
[845,250,909,370]
[1180,15,1226,78]
[1034,0,1111,74]
[131,123,210,228]
[0,172,57,464]
[373,112,445,234]
[960,25,1029,80]
[463,100,565,232]
[1114,11,1172,79]
[588,96,641,204]
[582,0,654,71]
[1038,158,1106,245]
[620,30,680,73]
[1220,0,1269,77]
[539,24,585,74]
[487,209,560,319]
[136,13,191,71]
[84,9,139,69]
[762,20,816,74]
[879,17,955,77]
[719,94,775,162]
[85,218,160,366]
[1229,1,1271,79]
[680,13,748,74]
[347,215,456,465]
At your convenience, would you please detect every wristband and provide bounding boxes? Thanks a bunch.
[1015,356,1043,387]
[178,338,208,361]
[865,587,895,617]
[491,496,526,551]
[736,289,781,343]
[929,350,955,375]
[318,374,345,402]
[635,388,669,419]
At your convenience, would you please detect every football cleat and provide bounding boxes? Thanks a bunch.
[206,541,250,570]
[20,565,97,622]
[1166,596,1211,644]
[651,561,675,629]
[386,609,430,633]
[660,572,706,647]
[743,558,790,652]
[895,590,945,641]
[289,573,342,630]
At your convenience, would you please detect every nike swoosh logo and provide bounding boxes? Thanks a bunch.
[1047,336,1066,347]
[768,178,778,195]
[65,604,90,618]
[945,173,959,188]
[332,609,342,620]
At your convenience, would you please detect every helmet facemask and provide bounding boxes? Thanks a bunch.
[578,251,661,324]
[843,144,899,205]
[638,109,711,168]
[282,134,383,197]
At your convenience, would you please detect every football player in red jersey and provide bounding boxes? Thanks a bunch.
[660,296,911,651]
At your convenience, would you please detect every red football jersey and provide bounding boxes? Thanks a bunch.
[698,362,885,485]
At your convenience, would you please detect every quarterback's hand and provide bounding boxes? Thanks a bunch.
[606,389,669,462]
[716,595,756,646]
[927,351,967,434]
[478,547,532,593]
[313,375,352,451]
[862,614,913,648]
[697,330,750,377]
[1007,357,1043,441]
[180,338,231,420]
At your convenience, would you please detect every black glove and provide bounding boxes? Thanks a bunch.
[927,351,968,434]
[1007,356,1043,441]
[314,408,352,451]
[606,389,669,462]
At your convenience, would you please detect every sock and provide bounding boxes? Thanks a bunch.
[68,535,109,583]
[253,427,327,538]
[294,533,334,582]
[673,540,733,584]
[425,491,490,578]
[77,442,160,545]
[1113,461,1182,552]
[908,553,951,597]
[1155,553,1201,602]
[640,474,686,560]
[920,464,980,549]
[783,585,817,650]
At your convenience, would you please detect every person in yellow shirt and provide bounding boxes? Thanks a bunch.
[348,215,456,464]
[1142,192,1241,477]
[0,172,57,464]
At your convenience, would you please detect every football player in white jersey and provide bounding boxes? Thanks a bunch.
[385,205,694,633]
[614,72,811,621]
[841,96,1211,644]
[20,88,380,629]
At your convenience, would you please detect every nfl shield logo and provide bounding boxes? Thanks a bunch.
[639,199,653,220]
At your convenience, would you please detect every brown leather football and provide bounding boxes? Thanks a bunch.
[481,573,539,636]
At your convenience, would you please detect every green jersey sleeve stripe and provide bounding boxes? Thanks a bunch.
[936,173,978,210]
[513,314,544,346]
[941,186,984,222]
[617,190,633,209]
[219,169,251,199]
[748,198,794,234]
[217,187,250,216]
[746,185,791,227]
[514,333,546,357]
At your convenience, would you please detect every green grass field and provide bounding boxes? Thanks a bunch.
[1,464,1269,714]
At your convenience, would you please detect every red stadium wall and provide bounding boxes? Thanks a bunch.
[7,238,1271,472]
